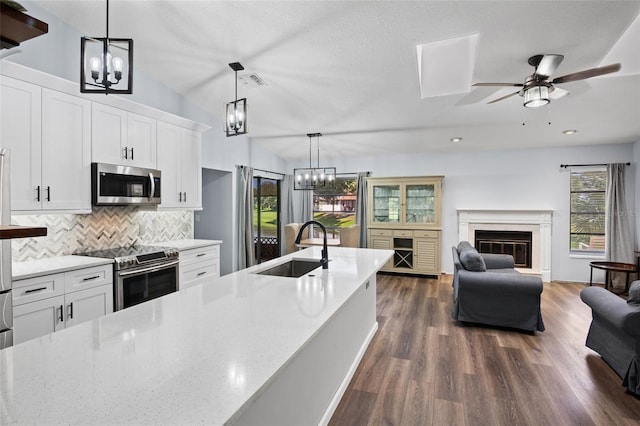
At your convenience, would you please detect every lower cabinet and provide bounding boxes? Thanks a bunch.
[12,264,113,344]
[368,228,441,275]
[179,244,220,290]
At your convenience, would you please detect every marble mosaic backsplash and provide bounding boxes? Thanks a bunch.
[11,207,194,261]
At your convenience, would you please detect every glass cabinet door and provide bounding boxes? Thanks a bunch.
[405,184,435,224]
[372,184,400,223]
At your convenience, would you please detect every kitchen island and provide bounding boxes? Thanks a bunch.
[0,246,393,425]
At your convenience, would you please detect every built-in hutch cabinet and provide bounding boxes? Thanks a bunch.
[0,62,209,214]
[12,264,113,344]
[1,76,91,212]
[367,176,443,275]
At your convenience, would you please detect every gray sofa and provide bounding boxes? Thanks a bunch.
[452,241,545,332]
[581,284,640,395]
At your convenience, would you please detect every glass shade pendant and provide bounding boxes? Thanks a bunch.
[225,62,248,136]
[80,0,133,94]
[523,85,550,108]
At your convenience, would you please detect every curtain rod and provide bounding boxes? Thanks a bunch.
[560,162,631,168]
[237,165,285,176]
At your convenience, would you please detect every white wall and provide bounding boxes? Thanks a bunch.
[315,142,636,282]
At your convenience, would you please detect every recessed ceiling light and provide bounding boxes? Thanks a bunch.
[562,129,578,135]
[450,137,463,143]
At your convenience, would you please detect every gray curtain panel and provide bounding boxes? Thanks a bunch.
[356,172,368,248]
[300,188,313,239]
[236,165,255,270]
[605,163,634,288]
[279,174,294,256]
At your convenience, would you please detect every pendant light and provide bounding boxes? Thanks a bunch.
[80,0,133,94]
[294,133,337,190]
[225,62,247,136]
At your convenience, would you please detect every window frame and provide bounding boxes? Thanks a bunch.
[312,174,358,239]
[569,167,606,256]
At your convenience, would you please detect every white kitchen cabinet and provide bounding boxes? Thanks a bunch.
[12,264,113,344]
[92,103,157,169]
[179,244,220,289]
[157,121,202,209]
[1,82,92,212]
[41,89,92,211]
[0,76,42,211]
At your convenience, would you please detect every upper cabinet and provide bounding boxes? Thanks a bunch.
[1,62,210,213]
[92,103,157,169]
[157,121,202,210]
[1,76,91,212]
[368,176,443,228]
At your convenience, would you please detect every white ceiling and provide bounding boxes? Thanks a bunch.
[33,0,640,162]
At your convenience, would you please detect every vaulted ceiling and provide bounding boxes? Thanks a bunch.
[33,0,640,162]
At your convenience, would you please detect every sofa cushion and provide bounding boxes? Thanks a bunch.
[458,246,487,272]
[628,281,640,306]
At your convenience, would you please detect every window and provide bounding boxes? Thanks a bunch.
[313,175,357,238]
[253,177,280,263]
[570,169,606,253]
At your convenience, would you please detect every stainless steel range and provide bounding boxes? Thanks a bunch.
[78,245,179,311]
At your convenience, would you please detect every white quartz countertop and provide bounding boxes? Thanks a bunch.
[153,238,222,250]
[0,246,392,425]
[12,255,114,281]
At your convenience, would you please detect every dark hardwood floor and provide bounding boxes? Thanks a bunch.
[329,273,640,425]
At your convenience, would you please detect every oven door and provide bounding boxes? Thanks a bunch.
[115,260,179,311]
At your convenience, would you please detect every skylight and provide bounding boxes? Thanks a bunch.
[416,33,479,98]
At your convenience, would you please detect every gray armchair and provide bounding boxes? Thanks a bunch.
[580,284,640,395]
[452,241,545,332]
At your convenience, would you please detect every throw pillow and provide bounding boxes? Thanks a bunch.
[457,241,474,253]
[628,281,640,305]
[458,246,487,272]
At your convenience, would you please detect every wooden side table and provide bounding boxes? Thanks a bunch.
[589,261,637,292]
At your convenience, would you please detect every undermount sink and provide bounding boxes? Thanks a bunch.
[255,258,325,278]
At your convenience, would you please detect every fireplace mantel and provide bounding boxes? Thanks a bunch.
[457,209,552,281]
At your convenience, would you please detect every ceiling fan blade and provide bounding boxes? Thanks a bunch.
[487,90,520,104]
[552,63,621,84]
[535,54,564,78]
[473,83,523,87]
[549,86,569,99]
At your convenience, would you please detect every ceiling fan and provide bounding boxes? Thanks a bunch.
[473,54,621,107]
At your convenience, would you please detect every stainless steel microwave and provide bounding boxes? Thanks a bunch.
[92,163,161,206]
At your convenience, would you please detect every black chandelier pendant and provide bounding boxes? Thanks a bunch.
[225,62,248,137]
[293,133,336,190]
[80,0,133,94]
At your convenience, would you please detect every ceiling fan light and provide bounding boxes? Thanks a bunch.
[524,85,550,108]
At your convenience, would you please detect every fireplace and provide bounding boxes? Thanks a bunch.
[475,230,533,268]
[458,210,552,281]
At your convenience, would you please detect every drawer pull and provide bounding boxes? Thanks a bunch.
[197,271,207,276]
[24,286,47,294]
[82,275,101,281]
[196,253,206,257]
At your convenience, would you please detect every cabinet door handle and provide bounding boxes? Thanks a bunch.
[58,305,64,323]
[46,186,51,202]
[123,146,128,159]
[25,286,47,294]
[178,192,183,202]
[82,275,101,281]
[183,192,187,202]
[130,147,134,160]
[36,185,41,202]
[68,302,74,319]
